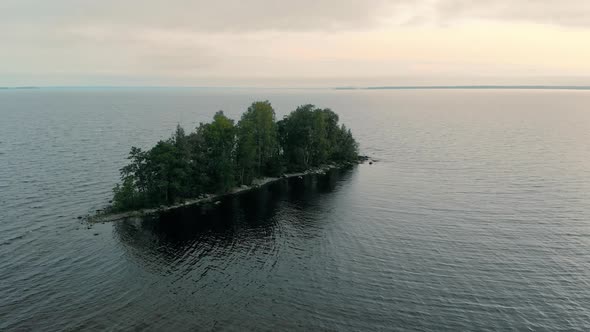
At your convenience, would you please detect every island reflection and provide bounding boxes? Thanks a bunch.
[113,168,353,271]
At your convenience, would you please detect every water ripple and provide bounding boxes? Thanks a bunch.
[1,89,590,330]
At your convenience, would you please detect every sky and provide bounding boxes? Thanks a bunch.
[1,0,590,87]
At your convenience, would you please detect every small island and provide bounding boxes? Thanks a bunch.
[93,101,364,222]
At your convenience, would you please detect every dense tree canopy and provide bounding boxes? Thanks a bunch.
[236,101,279,184]
[111,101,359,212]
[278,105,358,170]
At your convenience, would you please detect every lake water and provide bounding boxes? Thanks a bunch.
[1,88,589,331]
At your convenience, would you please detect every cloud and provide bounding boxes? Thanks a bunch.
[435,0,590,28]
[0,0,402,32]
[2,0,590,33]
[1,1,590,86]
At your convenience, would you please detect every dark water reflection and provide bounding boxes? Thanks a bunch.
[2,89,590,331]
[108,169,362,330]
[115,170,346,263]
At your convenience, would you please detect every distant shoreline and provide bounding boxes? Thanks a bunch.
[0,87,40,90]
[334,85,590,91]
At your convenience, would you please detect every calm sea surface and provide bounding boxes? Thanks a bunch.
[1,88,589,331]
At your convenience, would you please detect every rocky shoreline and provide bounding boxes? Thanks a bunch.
[87,157,373,223]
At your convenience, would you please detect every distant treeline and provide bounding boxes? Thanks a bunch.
[111,101,359,212]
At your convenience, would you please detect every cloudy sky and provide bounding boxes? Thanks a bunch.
[2,0,590,86]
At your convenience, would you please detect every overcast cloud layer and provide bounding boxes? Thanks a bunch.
[1,1,590,86]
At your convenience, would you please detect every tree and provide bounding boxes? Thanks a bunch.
[110,101,359,212]
[236,101,280,184]
[199,111,236,193]
[113,126,194,209]
[112,177,141,211]
[278,104,315,170]
[145,140,188,205]
[186,128,209,197]
[332,124,359,162]
[278,105,359,171]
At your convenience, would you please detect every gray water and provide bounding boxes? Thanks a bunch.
[1,88,589,331]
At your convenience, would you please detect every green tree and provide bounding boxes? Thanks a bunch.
[145,139,188,205]
[278,105,359,171]
[110,101,359,213]
[199,111,236,193]
[186,128,209,197]
[113,126,193,210]
[278,104,315,170]
[114,146,149,209]
[112,177,142,211]
[236,101,280,184]
[332,124,359,162]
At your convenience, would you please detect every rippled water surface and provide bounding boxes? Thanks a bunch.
[1,88,590,331]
